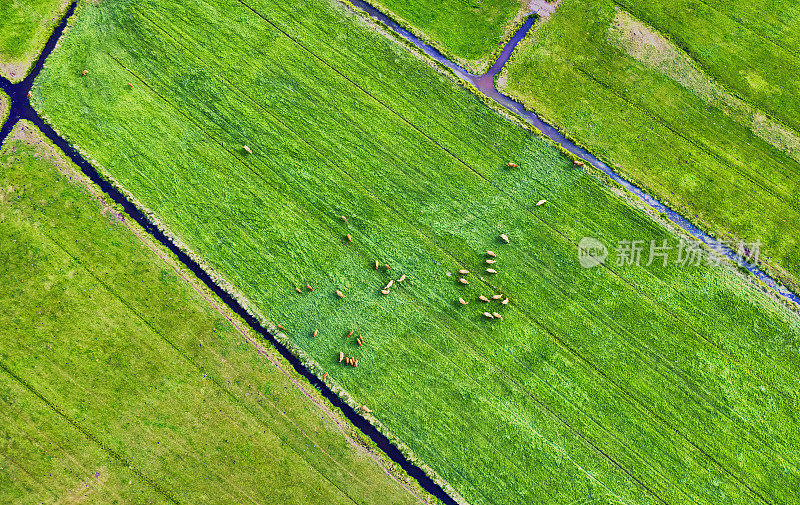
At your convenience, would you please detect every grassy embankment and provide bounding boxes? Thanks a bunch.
[0,120,433,505]
[499,0,800,292]
[0,0,71,82]
[365,0,525,73]
[34,0,800,504]
[1,90,8,124]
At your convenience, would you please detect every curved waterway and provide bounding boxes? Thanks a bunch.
[0,6,459,504]
[349,0,800,309]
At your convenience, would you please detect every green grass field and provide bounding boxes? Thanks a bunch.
[613,0,800,134]
[33,0,800,503]
[499,0,800,293]
[0,0,70,82]
[366,0,524,72]
[0,120,432,505]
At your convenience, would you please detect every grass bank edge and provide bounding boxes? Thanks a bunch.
[0,90,8,125]
[0,0,73,83]
[349,0,528,75]
[6,117,445,505]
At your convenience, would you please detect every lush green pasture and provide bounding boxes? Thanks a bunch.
[0,120,430,505]
[0,0,70,82]
[367,0,524,72]
[35,0,800,504]
[615,0,800,134]
[501,0,800,292]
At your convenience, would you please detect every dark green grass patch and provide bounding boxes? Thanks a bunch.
[0,120,431,505]
[0,0,70,82]
[34,0,800,504]
[501,0,800,293]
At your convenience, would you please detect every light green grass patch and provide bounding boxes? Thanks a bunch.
[612,0,800,134]
[0,0,71,82]
[608,9,800,164]
[0,90,8,123]
[0,119,432,505]
[367,0,526,72]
